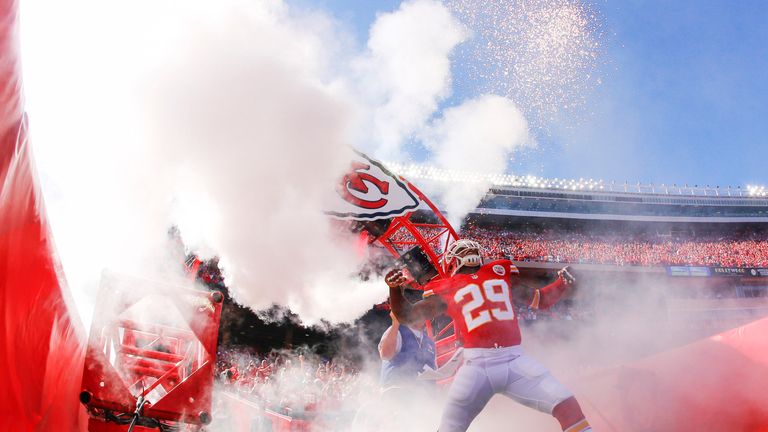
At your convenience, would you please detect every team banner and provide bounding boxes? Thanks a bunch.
[748,268,768,277]
[325,150,420,221]
[711,267,749,276]
[689,267,711,277]
[667,266,690,277]
[672,267,768,277]
[667,266,711,277]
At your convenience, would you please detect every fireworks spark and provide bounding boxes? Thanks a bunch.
[447,0,605,124]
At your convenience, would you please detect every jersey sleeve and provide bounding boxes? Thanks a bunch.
[531,277,567,309]
[422,277,454,298]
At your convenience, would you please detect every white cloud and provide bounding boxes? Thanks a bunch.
[356,0,469,159]
[423,94,531,228]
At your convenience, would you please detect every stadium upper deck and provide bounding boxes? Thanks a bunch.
[386,162,768,223]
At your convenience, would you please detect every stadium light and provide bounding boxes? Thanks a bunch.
[747,185,768,197]
[382,161,766,199]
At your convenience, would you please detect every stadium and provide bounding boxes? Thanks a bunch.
[398,163,768,336]
[202,163,768,430]
[4,1,768,432]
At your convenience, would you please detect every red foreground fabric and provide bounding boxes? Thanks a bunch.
[0,0,86,430]
[577,316,768,432]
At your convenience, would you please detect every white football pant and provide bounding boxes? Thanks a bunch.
[439,346,574,432]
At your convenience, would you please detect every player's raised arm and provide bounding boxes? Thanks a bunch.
[529,266,576,310]
[385,268,446,325]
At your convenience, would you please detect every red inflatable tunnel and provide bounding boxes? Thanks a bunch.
[577,316,768,432]
[0,0,86,430]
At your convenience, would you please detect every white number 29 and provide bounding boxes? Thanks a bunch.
[453,279,515,332]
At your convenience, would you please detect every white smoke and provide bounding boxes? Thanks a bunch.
[356,0,469,159]
[19,0,360,325]
[20,0,190,328]
[19,0,473,325]
[142,10,373,323]
[423,95,531,228]
[18,0,582,327]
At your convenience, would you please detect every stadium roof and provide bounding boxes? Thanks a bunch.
[385,161,766,198]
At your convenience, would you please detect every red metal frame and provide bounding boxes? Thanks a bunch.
[375,180,459,281]
[80,273,223,430]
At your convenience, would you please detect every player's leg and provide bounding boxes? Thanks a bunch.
[552,396,591,432]
[501,354,592,431]
[438,363,494,432]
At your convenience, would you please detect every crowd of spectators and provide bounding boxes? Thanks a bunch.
[462,227,768,268]
[215,347,376,419]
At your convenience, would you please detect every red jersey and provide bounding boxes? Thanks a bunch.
[424,259,522,349]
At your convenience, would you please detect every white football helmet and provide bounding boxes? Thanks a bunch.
[443,239,483,275]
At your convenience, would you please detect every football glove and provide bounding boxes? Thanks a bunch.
[385,268,408,288]
[558,266,576,284]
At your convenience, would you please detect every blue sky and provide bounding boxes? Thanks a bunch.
[294,0,768,188]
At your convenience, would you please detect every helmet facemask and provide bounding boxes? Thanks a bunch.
[444,240,482,275]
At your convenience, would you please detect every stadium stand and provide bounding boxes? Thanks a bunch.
[212,347,373,430]
[379,164,768,336]
[462,227,768,268]
[384,163,768,269]
[386,162,768,222]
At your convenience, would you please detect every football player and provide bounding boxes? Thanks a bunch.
[385,239,591,432]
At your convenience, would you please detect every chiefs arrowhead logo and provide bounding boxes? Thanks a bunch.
[326,151,419,221]
[337,161,390,209]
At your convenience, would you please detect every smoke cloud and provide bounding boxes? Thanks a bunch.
[20,0,362,325]
[143,11,371,323]
[357,0,469,159]
[423,95,531,228]
[206,266,742,431]
[18,0,477,325]
[20,0,602,328]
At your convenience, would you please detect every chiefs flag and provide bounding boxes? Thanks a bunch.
[326,151,419,221]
